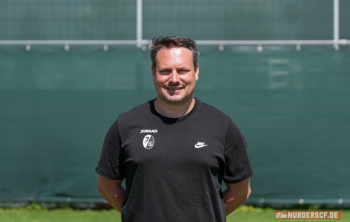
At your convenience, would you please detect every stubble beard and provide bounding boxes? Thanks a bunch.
[159,88,193,105]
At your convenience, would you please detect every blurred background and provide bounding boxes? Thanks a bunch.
[1,0,349,208]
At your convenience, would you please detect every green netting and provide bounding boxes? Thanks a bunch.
[1,45,350,204]
[340,0,350,39]
[0,0,339,41]
[0,0,136,40]
[143,0,333,40]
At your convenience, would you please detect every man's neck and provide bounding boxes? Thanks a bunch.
[154,97,196,118]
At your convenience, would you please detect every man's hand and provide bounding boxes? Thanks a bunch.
[97,175,126,212]
[223,178,251,216]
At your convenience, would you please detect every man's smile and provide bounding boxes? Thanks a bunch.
[164,86,184,93]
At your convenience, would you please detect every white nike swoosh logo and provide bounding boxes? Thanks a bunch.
[195,144,208,148]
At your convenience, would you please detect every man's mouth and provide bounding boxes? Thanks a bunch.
[164,86,184,93]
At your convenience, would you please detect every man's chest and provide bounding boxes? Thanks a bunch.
[120,122,225,170]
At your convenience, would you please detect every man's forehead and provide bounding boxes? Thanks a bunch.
[156,47,193,66]
[157,47,192,55]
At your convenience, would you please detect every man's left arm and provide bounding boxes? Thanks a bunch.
[223,178,251,216]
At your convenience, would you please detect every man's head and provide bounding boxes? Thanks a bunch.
[149,37,199,105]
[149,36,199,70]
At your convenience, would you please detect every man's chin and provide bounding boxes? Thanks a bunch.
[158,92,193,104]
[164,97,184,103]
[162,94,189,104]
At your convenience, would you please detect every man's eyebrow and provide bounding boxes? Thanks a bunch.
[158,67,190,70]
[157,67,171,71]
[177,67,190,70]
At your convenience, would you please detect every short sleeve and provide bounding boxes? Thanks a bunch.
[223,118,253,183]
[95,118,126,180]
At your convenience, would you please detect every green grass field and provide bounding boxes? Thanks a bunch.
[0,205,349,222]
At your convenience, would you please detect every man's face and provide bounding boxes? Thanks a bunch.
[152,47,199,105]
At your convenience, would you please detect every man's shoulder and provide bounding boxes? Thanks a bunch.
[118,100,153,120]
[112,100,155,132]
[197,99,231,120]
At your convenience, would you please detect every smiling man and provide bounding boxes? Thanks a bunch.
[95,36,253,222]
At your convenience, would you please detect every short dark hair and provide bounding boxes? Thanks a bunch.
[149,36,199,69]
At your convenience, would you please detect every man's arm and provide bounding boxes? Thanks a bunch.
[223,178,251,216]
[97,175,126,212]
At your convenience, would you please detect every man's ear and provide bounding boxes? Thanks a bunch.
[152,66,156,82]
[195,64,199,81]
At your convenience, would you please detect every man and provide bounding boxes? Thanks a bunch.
[96,36,253,222]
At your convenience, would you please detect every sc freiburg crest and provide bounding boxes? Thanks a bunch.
[143,134,155,149]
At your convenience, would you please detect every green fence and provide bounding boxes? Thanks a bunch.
[1,45,350,204]
[1,0,349,40]
[1,0,350,205]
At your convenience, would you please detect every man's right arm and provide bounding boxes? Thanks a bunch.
[97,175,126,212]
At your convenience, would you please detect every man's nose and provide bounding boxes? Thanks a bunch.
[169,71,180,83]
